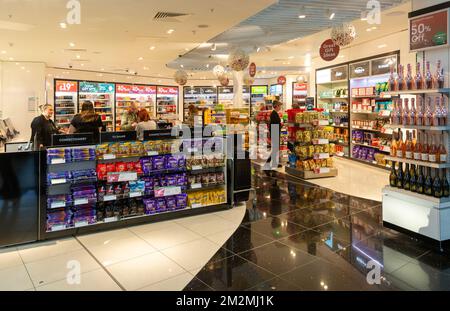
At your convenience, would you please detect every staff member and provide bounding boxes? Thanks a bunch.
[265,100,283,169]
[136,109,157,140]
[69,101,104,143]
[30,104,62,148]
[121,101,139,131]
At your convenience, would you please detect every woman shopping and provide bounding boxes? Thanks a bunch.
[136,109,157,140]
[69,101,104,143]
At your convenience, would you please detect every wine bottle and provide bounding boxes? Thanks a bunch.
[389,64,397,91]
[396,129,404,158]
[404,163,411,191]
[442,169,450,197]
[390,161,398,187]
[414,131,422,161]
[405,131,413,159]
[406,64,414,90]
[416,96,423,126]
[391,131,398,157]
[438,132,447,163]
[403,98,409,125]
[390,100,397,125]
[436,60,445,89]
[412,130,417,148]
[398,64,405,91]
[396,162,404,188]
[424,97,433,126]
[433,168,443,198]
[441,96,448,126]
[410,164,417,192]
[415,62,424,90]
[421,132,429,162]
[433,97,441,126]
[429,134,438,163]
[417,166,425,194]
[425,61,434,89]
[424,167,433,196]
[409,98,416,126]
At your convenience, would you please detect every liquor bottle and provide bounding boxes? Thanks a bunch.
[405,131,413,159]
[389,64,397,91]
[429,134,438,163]
[409,98,416,126]
[402,98,409,125]
[417,166,425,194]
[442,169,450,197]
[412,130,417,148]
[415,62,424,90]
[438,132,447,163]
[396,162,404,188]
[391,99,399,125]
[424,97,433,126]
[397,64,405,91]
[432,97,441,126]
[391,131,398,157]
[421,132,429,162]
[390,162,398,187]
[406,64,414,90]
[441,96,448,126]
[396,130,404,158]
[436,60,445,89]
[414,131,422,161]
[410,164,417,192]
[433,168,443,198]
[424,167,433,196]
[403,163,411,191]
[425,61,433,89]
[416,96,423,126]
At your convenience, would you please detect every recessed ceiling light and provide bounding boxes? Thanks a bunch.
[26,70,30,73]
[298,15,306,19]
[1,50,6,54]
[76,55,80,59]
[143,66,149,70]
[338,55,345,58]
[180,64,184,68]
[288,56,294,59]
[8,57,13,61]
[158,80,162,83]
[69,42,75,47]
[138,57,143,61]
[15,62,19,65]
[150,46,155,50]
[185,48,189,51]
[101,68,104,71]
[206,64,210,68]
[167,29,175,34]
[21,66,25,70]
[372,26,377,30]
[329,12,335,20]
[378,44,387,48]
[60,22,67,29]
[366,28,372,32]
[80,63,84,67]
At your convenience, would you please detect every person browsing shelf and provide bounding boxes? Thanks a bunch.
[121,101,139,131]
[30,104,63,148]
[265,100,283,169]
[69,101,104,143]
[136,109,157,140]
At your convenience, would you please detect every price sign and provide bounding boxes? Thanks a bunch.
[102,154,116,160]
[51,224,66,232]
[410,9,449,51]
[75,221,89,228]
[104,217,118,223]
[190,183,202,189]
[147,151,159,156]
[314,153,330,160]
[51,158,66,164]
[154,186,181,197]
[315,167,330,174]
[313,139,329,145]
[107,172,138,183]
[129,191,142,198]
[191,165,203,171]
[103,195,117,202]
[56,80,78,93]
[191,203,202,209]
[50,201,66,209]
[74,198,89,206]
[51,178,67,185]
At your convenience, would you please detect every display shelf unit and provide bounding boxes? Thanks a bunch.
[54,80,79,128]
[250,85,269,118]
[156,86,179,121]
[382,88,450,96]
[384,156,450,168]
[384,124,450,131]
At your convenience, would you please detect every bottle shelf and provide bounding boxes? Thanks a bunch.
[382,88,450,96]
[384,156,450,168]
[384,124,450,131]
[384,186,450,204]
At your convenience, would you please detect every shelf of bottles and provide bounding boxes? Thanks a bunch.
[54,80,79,128]
[115,84,156,131]
[79,82,115,132]
[385,59,450,200]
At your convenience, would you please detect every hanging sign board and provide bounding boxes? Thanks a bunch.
[409,8,449,51]
[331,65,348,81]
[277,76,286,85]
[350,61,370,79]
[319,39,340,62]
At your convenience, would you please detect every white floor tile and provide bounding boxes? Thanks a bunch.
[107,252,185,291]
[214,205,246,222]
[177,215,237,237]
[36,269,122,291]
[205,228,236,246]
[128,220,178,235]
[86,236,156,267]
[138,272,194,291]
[0,265,34,291]
[0,247,23,271]
[161,238,221,271]
[17,238,83,264]
[136,223,202,250]
[77,228,135,249]
[174,213,221,226]
[26,249,100,287]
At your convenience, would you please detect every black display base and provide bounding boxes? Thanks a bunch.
[43,204,232,241]
[383,221,450,252]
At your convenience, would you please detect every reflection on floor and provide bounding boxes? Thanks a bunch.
[185,165,450,291]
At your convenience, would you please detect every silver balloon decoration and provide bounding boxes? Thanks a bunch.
[174,70,188,85]
[228,49,250,72]
[213,65,225,77]
[218,73,230,86]
[331,23,356,47]
[243,72,255,86]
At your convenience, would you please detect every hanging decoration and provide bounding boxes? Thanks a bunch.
[228,49,250,72]
[213,65,225,77]
[331,23,356,47]
[174,70,188,85]
[218,73,230,86]
[243,72,255,86]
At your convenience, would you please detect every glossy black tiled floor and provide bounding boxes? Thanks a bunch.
[185,166,450,291]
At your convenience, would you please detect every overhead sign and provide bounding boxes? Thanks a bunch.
[409,8,449,51]
[371,55,397,75]
[350,61,370,79]
[157,86,178,95]
[251,86,268,95]
[116,84,156,95]
[331,65,348,81]
[79,82,114,93]
[249,63,257,77]
[56,80,78,93]
[293,83,308,96]
[320,39,340,61]
[277,76,287,85]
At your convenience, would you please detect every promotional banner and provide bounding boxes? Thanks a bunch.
[320,39,340,61]
[55,80,77,93]
[410,9,449,51]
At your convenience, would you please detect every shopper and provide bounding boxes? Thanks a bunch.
[121,102,139,131]
[265,100,283,170]
[69,101,104,143]
[30,104,62,148]
[136,109,157,140]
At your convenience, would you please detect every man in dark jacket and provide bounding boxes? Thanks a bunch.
[265,100,283,170]
[30,104,61,148]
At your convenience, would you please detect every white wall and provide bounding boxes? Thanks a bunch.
[412,0,447,10]
[1,62,46,141]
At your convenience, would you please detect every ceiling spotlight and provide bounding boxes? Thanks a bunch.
[299,15,306,19]
[206,64,210,68]
[167,29,175,34]
[366,28,372,32]
[298,5,306,19]
[80,63,84,67]
[256,47,261,52]
[60,22,67,29]
[378,44,387,49]
[69,42,75,47]
[138,57,144,61]
[180,64,184,68]
[211,43,217,51]
[1,50,6,54]
[8,57,13,61]
[329,12,336,20]
[288,56,294,59]
[101,68,105,71]
[76,55,81,59]
[150,46,155,50]
[185,48,189,51]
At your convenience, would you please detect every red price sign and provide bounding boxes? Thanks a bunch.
[410,9,449,51]
[158,87,178,95]
[56,80,77,93]
[277,76,286,85]
[320,39,340,61]
[249,63,256,77]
